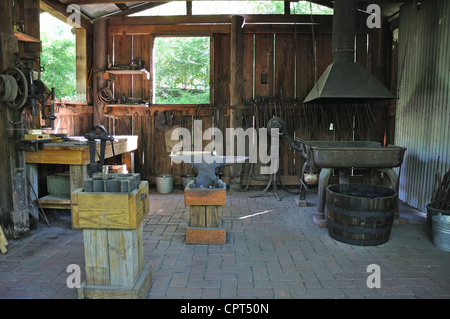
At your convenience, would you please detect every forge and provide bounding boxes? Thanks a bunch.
[296,139,406,220]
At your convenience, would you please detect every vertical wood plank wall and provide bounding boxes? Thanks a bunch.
[99,16,390,185]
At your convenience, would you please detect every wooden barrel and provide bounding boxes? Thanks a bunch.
[326,184,397,246]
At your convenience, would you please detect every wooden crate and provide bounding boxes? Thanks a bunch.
[189,205,222,228]
[78,262,152,299]
[184,186,226,244]
[71,181,149,230]
[78,224,152,299]
[184,187,226,206]
[83,224,144,287]
[185,220,226,245]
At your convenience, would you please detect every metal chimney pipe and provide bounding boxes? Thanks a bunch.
[332,0,357,63]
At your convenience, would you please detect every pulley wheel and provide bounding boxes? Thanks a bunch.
[155,111,173,131]
[0,74,18,102]
[4,67,28,109]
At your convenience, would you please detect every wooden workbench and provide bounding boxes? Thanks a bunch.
[25,135,138,209]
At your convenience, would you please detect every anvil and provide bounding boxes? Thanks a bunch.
[169,151,248,188]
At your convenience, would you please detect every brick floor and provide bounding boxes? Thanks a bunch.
[1,186,450,299]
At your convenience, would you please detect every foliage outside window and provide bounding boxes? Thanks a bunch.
[131,1,332,16]
[153,37,211,104]
[40,12,76,100]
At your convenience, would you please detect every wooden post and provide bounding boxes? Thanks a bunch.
[284,1,291,15]
[76,28,87,101]
[229,15,245,185]
[93,18,108,126]
[0,0,29,239]
[186,1,192,16]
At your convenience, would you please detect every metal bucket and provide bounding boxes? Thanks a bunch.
[155,174,173,194]
[426,204,450,229]
[432,214,450,252]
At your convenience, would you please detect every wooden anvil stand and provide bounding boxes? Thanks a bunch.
[170,151,247,245]
[184,182,227,244]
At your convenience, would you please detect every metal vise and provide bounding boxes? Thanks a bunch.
[84,125,115,174]
[169,151,248,188]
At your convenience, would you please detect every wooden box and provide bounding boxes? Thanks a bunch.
[185,220,226,245]
[184,186,226,206]
[184,183,227,244]
[189,205,222,228]
[71,181,149,230]
[78,223,152,299]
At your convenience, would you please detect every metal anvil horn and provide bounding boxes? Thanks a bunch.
[169,151,248,188]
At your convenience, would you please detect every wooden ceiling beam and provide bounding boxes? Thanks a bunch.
[115,3,129,11]
[40,0,93,33]
[103,2,170,18]
[59,0,420,4]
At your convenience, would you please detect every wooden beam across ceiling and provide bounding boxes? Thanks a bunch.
[115,3,129,11]
[40,0,93,33]
[105,2,170,18]
[59,0,419,4]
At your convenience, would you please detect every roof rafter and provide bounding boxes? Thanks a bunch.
[59,0,419,4]
[40,0,93,33]
[102,2,170,18]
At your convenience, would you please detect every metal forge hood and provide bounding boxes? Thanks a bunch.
[304,0,395,103]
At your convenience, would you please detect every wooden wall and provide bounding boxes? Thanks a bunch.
[99,15,393,186]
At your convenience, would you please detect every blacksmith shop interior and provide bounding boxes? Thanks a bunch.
[0,0,449,301]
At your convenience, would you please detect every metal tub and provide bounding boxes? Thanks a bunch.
[300,141,406,168]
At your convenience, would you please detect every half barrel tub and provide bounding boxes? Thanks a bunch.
[326,184,397,246]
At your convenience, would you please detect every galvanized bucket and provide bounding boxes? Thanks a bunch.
[155,174,173,194]
[432,214,450,252]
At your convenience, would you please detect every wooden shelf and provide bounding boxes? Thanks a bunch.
[105,104,148,107]
[38,195,71,210]
[104,69,150,80]
[14,30,41,43]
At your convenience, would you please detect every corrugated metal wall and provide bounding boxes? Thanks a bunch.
[395,1,450,211]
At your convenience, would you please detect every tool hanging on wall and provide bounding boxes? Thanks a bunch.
[155,111,173,131]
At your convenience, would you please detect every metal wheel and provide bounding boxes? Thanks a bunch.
[0,74,18,102]
[4,67,28,109]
